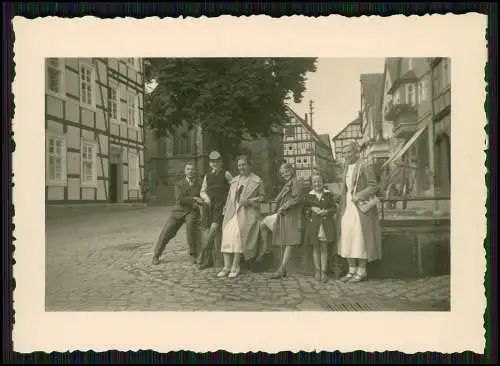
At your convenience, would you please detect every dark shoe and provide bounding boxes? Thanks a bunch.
[349,272,367,283]
[152,257,160,265]
[199,262,213,270]
[332,269,342,280]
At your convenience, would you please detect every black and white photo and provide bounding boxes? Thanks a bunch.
[44,56,452,312]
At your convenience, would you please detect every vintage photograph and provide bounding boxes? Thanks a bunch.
[44,57,451,312]
[45,57,451,312]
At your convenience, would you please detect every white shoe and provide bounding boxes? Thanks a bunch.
[217,268,230,277]
[228,268,240,278]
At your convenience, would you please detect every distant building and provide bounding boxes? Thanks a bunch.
[144,122,209,205]
[144,123,283,204]
[282,106,335,184]
[332,115,363,163]
[45,58,145,205]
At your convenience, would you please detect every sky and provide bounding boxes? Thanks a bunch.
[288,58,385,139]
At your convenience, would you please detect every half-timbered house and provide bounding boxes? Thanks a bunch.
[45,58,145,206]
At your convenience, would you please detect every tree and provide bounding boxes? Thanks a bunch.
[144,58,317,157]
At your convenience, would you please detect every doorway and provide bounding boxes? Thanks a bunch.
[109,163,118,203]
[436,134,451,196]
[109,145,123,203]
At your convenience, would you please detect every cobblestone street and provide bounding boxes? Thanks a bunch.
[46,207,450,312]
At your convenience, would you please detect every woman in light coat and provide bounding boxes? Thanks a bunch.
[218,155,265,278]
[336,142,382,282]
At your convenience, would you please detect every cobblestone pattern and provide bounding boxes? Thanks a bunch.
[46,207,450,311]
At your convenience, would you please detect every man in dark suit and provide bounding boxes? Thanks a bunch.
[152,162,204,265]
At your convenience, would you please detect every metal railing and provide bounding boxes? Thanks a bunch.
[378,195,451,221]
[257,195,451,222]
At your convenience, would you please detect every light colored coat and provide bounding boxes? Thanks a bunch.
[222,173,265,260]
[336,160,382,262]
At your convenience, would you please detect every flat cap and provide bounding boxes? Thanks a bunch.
[209,150,222,160]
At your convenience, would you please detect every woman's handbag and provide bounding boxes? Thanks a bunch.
[357,196,380,213]
[353,162,380,213]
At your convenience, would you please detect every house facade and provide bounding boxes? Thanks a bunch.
[381,57,451,198]
[331,115,363,163]
[45,58,146,205]
[282,106,335,184]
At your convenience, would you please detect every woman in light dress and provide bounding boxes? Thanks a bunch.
[337,142,382,283]
[218,155,265,278]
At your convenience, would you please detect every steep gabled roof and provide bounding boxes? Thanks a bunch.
[284,105,330,150]
[319,134,332,149]
[360,73,384,128]
[332,115,362,141]
[360,73,384,107]
[385,57,401,93]
[412,57,431,78]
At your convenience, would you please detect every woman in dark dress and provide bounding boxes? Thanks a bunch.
[304,173,339,283]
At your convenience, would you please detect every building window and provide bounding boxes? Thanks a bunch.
[46,133,67,186]
[127,92,139,128]
[81,140,97,187]
[442,58,450,88]
[418,79,427,103]
[79,63,95,108]
[394,90,401,104]
[433,64,441,97]
[173,129,192,156]
[108,82,120,122]
[284,125,295,138]
[127,58,139,71]
[405,84,416,106]
[128,151,140,189]
[46,58,65,97]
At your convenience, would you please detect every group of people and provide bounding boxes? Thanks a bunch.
[151,141,382,283]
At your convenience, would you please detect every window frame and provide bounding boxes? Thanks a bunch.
[442,58,450,88]
[418,78,427,103]
[128,151,140,190]
[46,132,67,187]
[405,83,416,106]
[126,57,140,72]
[127,91,139,129]
[79,61,96,110]
[80,139,98,188]
[108,79,121,124]
[46,58,66,99]
[394,89,401,104]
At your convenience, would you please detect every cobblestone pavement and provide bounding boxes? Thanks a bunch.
[46,207,451,312]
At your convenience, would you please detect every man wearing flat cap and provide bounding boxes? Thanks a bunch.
[197,150,233,270]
